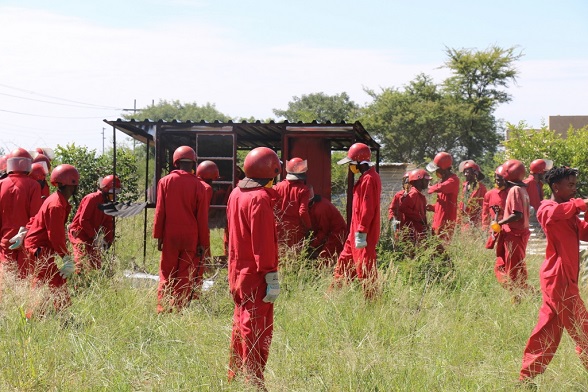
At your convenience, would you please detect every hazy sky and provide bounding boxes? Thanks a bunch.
[1,0,587,153]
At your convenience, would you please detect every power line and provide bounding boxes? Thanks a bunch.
[0,108,115,119]
[0,91,125,110]
[0,82,123,110]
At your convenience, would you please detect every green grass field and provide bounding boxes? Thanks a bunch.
[1,213,587,391]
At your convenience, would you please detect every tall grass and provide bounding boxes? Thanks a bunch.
[0,213,587,391]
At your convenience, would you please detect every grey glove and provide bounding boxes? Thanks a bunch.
[58,255,75,279]
[9,227,28,250]
[262,272,280,303]
[354,232,367,249]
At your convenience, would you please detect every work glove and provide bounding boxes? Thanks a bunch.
[9,227,28,250]
[354,232,367,249]
[58,255,75,279]
[262,272,280,303]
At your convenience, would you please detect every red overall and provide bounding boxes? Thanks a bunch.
[152,170,210,313]
[273,179,311,247]
[0,173,42,277]
[428,173,460,241]
[387,190,406,222]
[24,191,72,312]
[481,188,508,270]
[495,185,530,289]
[309,195,347,262]
[226,186,278,383]
[520,198,588,379]
[458,181,487,226]
[523,175,544,213]
[68,191,114,271]
[333,167,382,298]
[397,187,428,243]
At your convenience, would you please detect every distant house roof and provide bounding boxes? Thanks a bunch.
[103,119,380,152]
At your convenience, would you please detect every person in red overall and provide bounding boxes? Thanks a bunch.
[307,185,347,265]
[519,166,588,383]
[388,172,410,236]
[68,175,121,272]
[29,162,50,201]
[226,147,281,388]
[331,143,381,299]
[0,148,42,279]
[426,152,460,242]
[481,166,509,265]
[153,146,210,313]
[458,160,487,227]
[397,169,430,244]
[274,157,311,248]
[196,160,219,205]
[32,153,52,199]
[524,158,552,214]
[492,159,532,293]
[23,164,79,314]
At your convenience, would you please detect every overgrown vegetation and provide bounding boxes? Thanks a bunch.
[1,213,587,390]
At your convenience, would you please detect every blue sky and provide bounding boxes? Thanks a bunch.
[1,0,587,153]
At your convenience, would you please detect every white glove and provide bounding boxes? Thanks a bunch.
[59,255,75,279]
[390,219,399,232]
[355,232,367,249]
[262,272,280,303]
[9,227,28,250]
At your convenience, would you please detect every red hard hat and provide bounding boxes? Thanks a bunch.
[502,159,526,182]
[34,147,55,160]
[9,147,33,160]
[196,160,220,181]
[529,159,553,174]
[100,175,122,193]
[495,164,505,176]
[427,152,453,171]
[172,146,197,167]
[243,147,281,179]
[30,162,49,181]
[7,148,33,173]
[285,157,308,174]
[458,160,481,173]
[337,143,371,164]
[33,153,51,170]
[50,164,80,186]
[408,168,432,182]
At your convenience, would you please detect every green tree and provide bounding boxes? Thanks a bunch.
[273,92,360,123]
[124,99,233,122]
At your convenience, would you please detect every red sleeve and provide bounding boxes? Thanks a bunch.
[298,186,311,230]
[428,177,455,194]
[152,179,166,239]
[507,186,525,214]
[398,192,424,223]
[357,175,378,233]
[196,182,210,249]
[78,195,102,240]
[251,192,278,274]
[543,198,587,222]
[47,204,68,256]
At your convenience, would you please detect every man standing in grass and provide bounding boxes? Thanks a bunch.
[426,152,460,242]
[397,168,430,244]
[153,146,210,313]
[331,142,381,299]
[227,147,281,389]
[520,166,588,383]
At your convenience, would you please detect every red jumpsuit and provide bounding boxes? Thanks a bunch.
[0,173,42,277]
[428,173,460,241]
[68,191,114,271]
[387,190,406,222]
[333,167,382,299]
[481,188,508,268]
[226,186,278,383]
[523,175,544,213]
[397,187,428,243]
[495,185,530,289]
[309,195,347,262]
[24,191,72,312]
[520,198,588,379]
[459,181,487,226]
[153,170,210,313]
[273,179,311,247]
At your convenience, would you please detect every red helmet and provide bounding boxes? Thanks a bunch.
[33,153,51,170]
[50,164,80,186]
[427,152,453,171]
[196,160,220,181]
[285,157,308,174]
[529,159,553,174]
[337,143,371,164]
[495,164,505,176]
[502,159,526,182]
[243,147,281,179]
[7,148,33,173]
[458,160,481,173]
[34,147,55,160]
[172,146,197,167]
[30,162,49,181]
[408,168,432,182]
[100,175,122,193]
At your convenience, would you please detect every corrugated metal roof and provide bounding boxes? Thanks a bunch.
[103,119,380,152]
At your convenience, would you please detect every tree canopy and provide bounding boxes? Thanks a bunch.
[123,99,232,122]
[273,92,360,123]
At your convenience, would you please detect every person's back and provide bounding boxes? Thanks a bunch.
[309,195,347,260]
[274,179,311,246]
